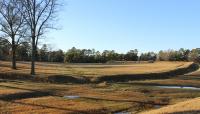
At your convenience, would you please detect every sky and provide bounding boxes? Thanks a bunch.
[46,0,200,53]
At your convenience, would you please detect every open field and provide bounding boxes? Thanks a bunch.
[0,61,200,113]
[0,61,192,77]
[0,61,197,84]
[141,97,200,114]
[1,71,200,113]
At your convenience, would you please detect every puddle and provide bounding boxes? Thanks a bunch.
[154,105,161,109]
[156,86,200,90]
[63,95,80,99]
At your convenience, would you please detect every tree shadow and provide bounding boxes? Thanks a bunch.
[0,91,51,101]
[8,100,99,114]
[0,83,169,114]
[81,96,168,106]
[0,97,110,114]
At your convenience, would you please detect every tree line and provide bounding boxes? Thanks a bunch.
[1,42,200,63]
[0,0,58,75]
[55,47,200,63]
[0,42,64,62]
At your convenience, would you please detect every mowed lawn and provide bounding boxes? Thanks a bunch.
[0,61,192,77]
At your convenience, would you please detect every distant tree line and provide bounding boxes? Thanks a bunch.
[64,47,200,63]
[64,47,138,63]
[1,41,200,63]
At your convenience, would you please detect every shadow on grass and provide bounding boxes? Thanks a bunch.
[178,75,200,81]
[81,96,168,106]
[93,63,199,83]
[0,85,103,113]
[6,100,109,114]
[0,91,51,101]
[0,63,198,84]
[0,72,88,84]
[81,97,169,114]
[47,75,89,84]
[1,93,162,114]
[0,83,169,114]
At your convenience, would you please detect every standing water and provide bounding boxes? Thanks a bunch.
[63,95,80,99]
[156,86,200,90]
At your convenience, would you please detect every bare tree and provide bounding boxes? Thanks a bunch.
[0,0,25,69]
[20,0,58,75]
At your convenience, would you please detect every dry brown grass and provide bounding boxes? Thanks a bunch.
[0,61,199,113]
[1,74,200,114]
[2,96,131,114]
[0,61,192,77]
[0,80,137,113]
[140,97,200,114]
[0,88,28,95]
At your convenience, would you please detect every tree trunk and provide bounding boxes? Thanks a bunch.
[11,39,16,69]
[31,38,36,75]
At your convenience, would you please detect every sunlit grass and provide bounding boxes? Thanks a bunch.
[1,75,200,113]
[141,97,200,114]
[0,61,192,77]
[0,61,199,113]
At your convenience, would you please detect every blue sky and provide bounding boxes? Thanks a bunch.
[47,0,200,53]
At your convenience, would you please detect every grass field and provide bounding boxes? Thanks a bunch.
[141,97,200,114]
[1,73,200,113]
[0,61,192,77]
[0,61,200,113]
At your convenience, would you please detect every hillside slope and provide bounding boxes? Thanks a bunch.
[141,97,200,114]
